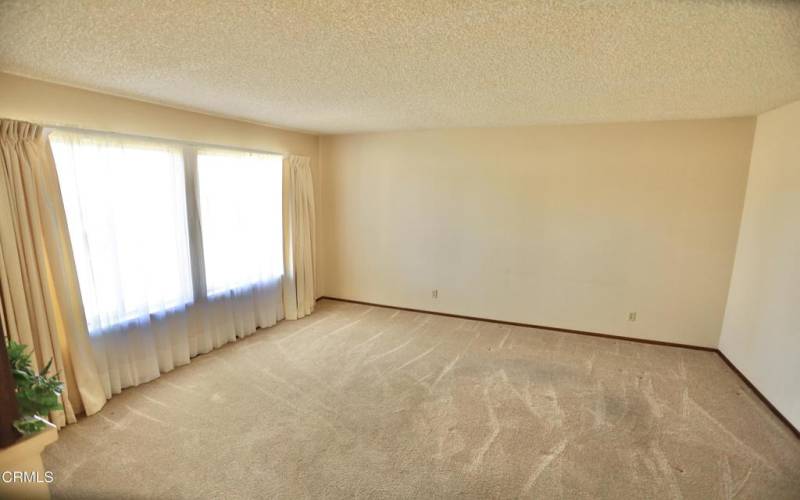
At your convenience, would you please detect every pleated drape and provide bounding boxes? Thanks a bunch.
[282,155,316,320]
[0,119,107,425]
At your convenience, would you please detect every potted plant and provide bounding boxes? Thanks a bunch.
[0,332,19,448]
[6,340,64,435]
[0,339,61,500]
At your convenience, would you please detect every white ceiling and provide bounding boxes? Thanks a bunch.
[1,1,799,134]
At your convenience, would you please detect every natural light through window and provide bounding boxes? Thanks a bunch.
[50,132,194,334]
[196,149,283,296]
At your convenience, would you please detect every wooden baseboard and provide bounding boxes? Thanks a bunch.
[318,296,715,351]
[715,350,799,439]
[318,295,799,440]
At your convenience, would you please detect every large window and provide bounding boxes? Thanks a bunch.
[51,133,193,333]
[50,131,283,334]
[196,150,283,296]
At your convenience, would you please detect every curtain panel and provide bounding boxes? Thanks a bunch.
[49,131,284,397]
[0,119,107,424]
[282,155,316,320]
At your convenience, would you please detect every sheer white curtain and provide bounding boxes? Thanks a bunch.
[50,131,283,396]
[189,149,284,354]
[52,133,194,395]
[196,150,283,295]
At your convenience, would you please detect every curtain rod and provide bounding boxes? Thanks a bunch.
[42,123,285,158]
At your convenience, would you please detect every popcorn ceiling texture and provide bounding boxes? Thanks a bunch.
[1,0,799,133]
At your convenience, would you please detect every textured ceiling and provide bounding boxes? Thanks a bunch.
[1,1,799,134]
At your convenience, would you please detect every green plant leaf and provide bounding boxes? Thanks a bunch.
[6,338,64,434]
[40,358,53,376]
[13,416,46,435]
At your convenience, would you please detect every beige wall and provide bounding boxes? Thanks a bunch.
[719,100,800,428]
[320,118,755,347]
[0,72,325,294]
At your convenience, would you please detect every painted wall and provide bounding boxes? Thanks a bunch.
[719,100,800,428]
[0,72,325,294]
[320,118,755,347]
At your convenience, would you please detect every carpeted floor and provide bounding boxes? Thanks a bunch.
[43,299,800,499]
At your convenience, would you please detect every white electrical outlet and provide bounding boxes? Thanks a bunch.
[628,312,637,321]
[432,289,438,299]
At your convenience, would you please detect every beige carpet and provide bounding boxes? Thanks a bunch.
[44,299,800,499]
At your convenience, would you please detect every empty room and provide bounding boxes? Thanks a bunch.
[0,1,798,498]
